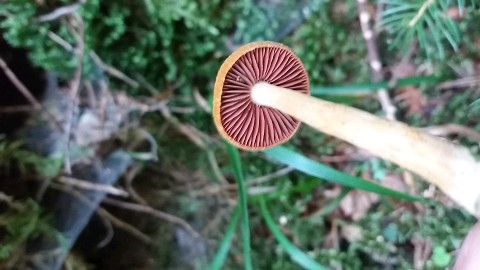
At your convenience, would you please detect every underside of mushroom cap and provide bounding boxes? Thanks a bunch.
[213,41,310,150]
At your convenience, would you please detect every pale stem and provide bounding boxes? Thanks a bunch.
[251,82,480,217]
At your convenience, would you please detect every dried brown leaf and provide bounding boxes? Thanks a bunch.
[382,173,409,193]
[396,86,427,116]
[340,189,380,221]
[391,61,416,79]
[323,222,339,249]
[341,224,363,243]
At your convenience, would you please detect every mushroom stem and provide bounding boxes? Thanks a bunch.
[251,81,480,217]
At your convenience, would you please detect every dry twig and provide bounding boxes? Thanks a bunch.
[423,124,480,142]
[0,105,38,113]
[63,14,85,174]
[38,0,86,22]
[248,166,294,185]
[0,191,14,206]
[50,183,152,245]
[89,52,140,88]
[96,207,152,244]
[193,88,212,113]
[57,176,129,197]
[436,76,480,91]
[0,56,64,130]
[123,165,149,205]
[207,150,229,184]
[356,0,397,120]
[160,105,206,148]
[102,197,200,239]
[48,31,74,52]
[96,210,114,249]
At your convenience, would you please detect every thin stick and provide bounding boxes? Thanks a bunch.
[47,31,140,90]
[423,124,480,142]
[0,191,15,206]
[160,106,205,148]
[96,207,152,244]
[48,31,74,52]
[436,76,480,90]
[63,14,85,174]
[356,0,397,120]
[57,176,129,197]
[89,52,140,88]
[38,0,86,22]
[0,105,38,113]
[0,56,64,131]
[207,150,229,184]
[102,197,200,239]
[51,183,152,244]
[193,88,212,113]
[96,209,114,248]
[124,165,149,205]
[248,167,294,185]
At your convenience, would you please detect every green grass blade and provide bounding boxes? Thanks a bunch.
[225,143,253,270]
[416,25,429,53]
[381,5,415,20]
[250,178,324,202]
[381,11,413,26]
[457,0,465,14]
[209,207,241,270]
[310,75,442,96]
[260,199,328,270]
[389,25,410,51]
[424,11,445,59]
[264,146,426,202]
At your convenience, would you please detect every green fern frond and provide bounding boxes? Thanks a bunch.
[381,0,477,59]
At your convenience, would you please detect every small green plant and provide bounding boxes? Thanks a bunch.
[225,143,253,270]
[0,194,61,260]
[0,136,62,178]
[381,0,478,58]
[0,0,244,94]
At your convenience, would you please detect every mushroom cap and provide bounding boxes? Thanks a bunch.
[213,41,310,151]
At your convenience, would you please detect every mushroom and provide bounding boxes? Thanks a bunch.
[213,41,480,217]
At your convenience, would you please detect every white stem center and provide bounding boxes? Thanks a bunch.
[250,81,274,106]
